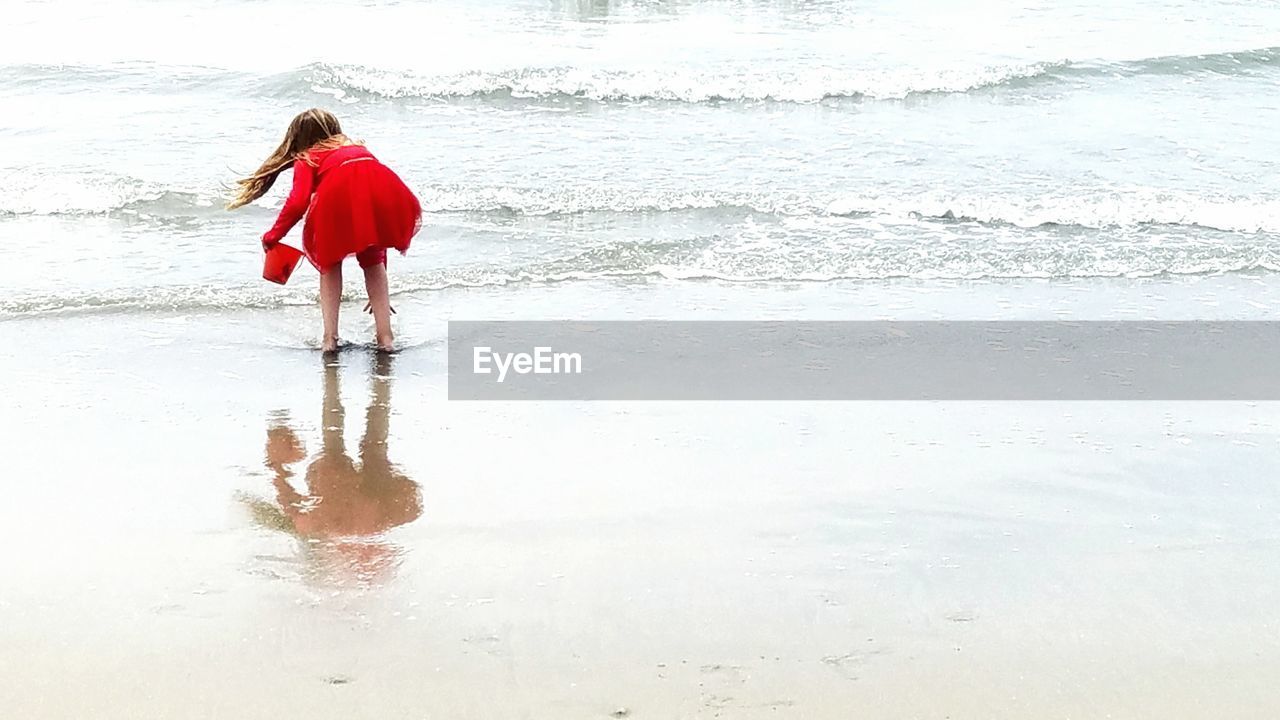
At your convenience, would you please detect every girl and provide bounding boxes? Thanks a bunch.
[229,109,421,352]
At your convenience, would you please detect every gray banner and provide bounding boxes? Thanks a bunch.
[447,321,1280,400]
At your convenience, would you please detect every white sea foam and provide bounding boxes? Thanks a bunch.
[5,174,1279,237]
[306,62,1060,103]
[7,237,1279,319]
[825,190,1280,234]
[0,174,173,216]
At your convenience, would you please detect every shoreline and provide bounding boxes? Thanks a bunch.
[2,275,1279,717]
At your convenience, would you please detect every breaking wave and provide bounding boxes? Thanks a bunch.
[4,176,1279,235]
[4,229,1279,319]
[5,44,1276,105]
[301,46,1280,103]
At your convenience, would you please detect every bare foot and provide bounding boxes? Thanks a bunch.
[375,334,395,353]
[321,335,339,353]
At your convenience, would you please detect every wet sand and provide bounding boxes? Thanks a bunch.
[2,276,1280,718]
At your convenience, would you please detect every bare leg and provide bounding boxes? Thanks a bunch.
[319,263,343,352]
[362,262,394,351]
[359,352,392,471]
[320,360,346,456]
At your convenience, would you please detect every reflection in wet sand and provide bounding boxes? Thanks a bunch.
[243,353,422,585]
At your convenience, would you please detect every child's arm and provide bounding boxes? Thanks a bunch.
[261,159,314,248]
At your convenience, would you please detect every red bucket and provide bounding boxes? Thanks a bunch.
[263,243,304,285]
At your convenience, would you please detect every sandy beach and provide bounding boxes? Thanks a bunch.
[2,276,1279,718]
[6,0,1280,713]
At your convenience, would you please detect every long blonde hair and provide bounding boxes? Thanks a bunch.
[227,108,349,209]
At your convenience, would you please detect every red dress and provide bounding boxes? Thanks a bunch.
[262,144,421,271]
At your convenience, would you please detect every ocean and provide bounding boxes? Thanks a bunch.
[3,2,1280,718]
[3,0,1280,317]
